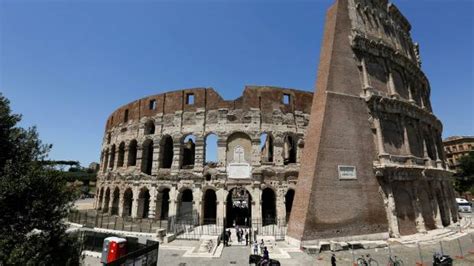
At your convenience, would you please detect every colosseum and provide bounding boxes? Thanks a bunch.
[95,86,312,230]
[95,0,459,244]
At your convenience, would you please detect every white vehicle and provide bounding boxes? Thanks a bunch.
[456,198,472,213]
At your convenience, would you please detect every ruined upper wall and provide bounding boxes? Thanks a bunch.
[105,86,313,131]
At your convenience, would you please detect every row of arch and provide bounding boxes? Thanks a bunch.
[96,185,296,225]
[101,131,301,174]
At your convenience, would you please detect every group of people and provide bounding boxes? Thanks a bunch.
[252,239,269,260]
[223,226,249,246]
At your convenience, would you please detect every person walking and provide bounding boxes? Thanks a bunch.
[259,239,265,255]
[331,253,336,266]
[253,241,259,255]
[245,230,249,246]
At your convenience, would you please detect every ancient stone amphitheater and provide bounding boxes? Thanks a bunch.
[95,86,312,228]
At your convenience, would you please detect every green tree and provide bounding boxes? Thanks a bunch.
[454,151,474,193]
[0,93,80,265]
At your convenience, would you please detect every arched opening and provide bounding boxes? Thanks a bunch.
[137,187,150,218]
[103,188,111,213]
[283,135,297,165]
[394,187,417,235]
[117,142,125,168]
[144,120,155,135]
[226,188,252,227]
[97,187,104,210]
[285,189,295,223]
[111,187,120,215]
[203,189,217,224]
[160,135,173,168]
[103,149,109,173]
[181,135,196,169]
[205,173,212,181]
[262,188,276,225]
[226,132,252,164]
[159,188,170,220]
[260,133,274,163]
[127,140,138,166]
[178,189,193,219]
[205,133,218,165]
[141,140,154,175]
[109,144,116,169]
[123,188,133,217]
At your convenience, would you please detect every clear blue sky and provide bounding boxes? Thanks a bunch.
[1,0,473,166]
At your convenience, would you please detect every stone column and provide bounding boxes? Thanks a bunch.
[194,136,205,172]
[124,146,130,168]
[118,189,125,217]
[388,71,398,97]
[168,187,178,217]
[412,183,427,233]
[108,190,114,215]
[171,140,182,173]
[273,136,284,166]
[152,142,160,175]
[276,188,286,225]
[251,188,262,227]
[131,187,139,218]
[400,116,411,155]
[136,143,143,173]
[216,189,228,224]
[384,182,400,238]
[148,186,157,219]
[251,137,261,167]
[374,116,389,164]
[361,57,371,91]
[194,188,203,223]
[217,137,227,168]
[155,191,163,220]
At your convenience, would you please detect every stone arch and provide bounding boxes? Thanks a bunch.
[122,187,133,217]
[285,189,295,223]
[226,187,252,227]
[202,188,217,224]
[127,140,138,166]
[181,134,196,169]
[97,187,104,210]
[393,186,417,235]
[109,144,116,169]
[137,187,151,218]
[158,187,171,220]
[205,133,218,165]
[117,142,125,168]
[260,132,274,163]
[111,187,120,215]
[262,187,277,225]
[391,68,409,99]
[283,134,297,165]
[160,135,173,169]
[141,139,154,175]
[103,187,111,213]
[178,188,193,219]
[103,149,109,173]
[226,132,252,163]
[144,120,155,135]
[366,57,389,94]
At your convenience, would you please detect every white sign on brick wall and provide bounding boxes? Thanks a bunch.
[338,165,357,180]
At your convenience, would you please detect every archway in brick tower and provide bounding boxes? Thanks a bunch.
[262,188,276,226]
[226,187,252,227]
[203,189,217,224]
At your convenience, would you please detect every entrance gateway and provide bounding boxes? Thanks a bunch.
[226,187,252,227]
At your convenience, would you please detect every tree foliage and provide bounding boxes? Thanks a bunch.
[0,93,80,265]
[453,151,474,193]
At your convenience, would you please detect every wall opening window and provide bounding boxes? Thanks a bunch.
[124,109,129,123]
[283,94,290,105]
[181,135,196,169]
[144,120,155,135]
[260,133,274,163]
[149,99,156,110]
[283,134,297,165]
[160,135,174,168]
[186,93,195,105]
[205,134,218,165]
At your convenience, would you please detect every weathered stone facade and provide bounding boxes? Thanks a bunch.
[287,0,458,243]
[95,86,312,227]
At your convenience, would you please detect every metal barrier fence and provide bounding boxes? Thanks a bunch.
[252,218,287,240]
[68,210,167,234]
[167,213,225,240]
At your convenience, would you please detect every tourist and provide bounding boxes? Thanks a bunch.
[331,253,336,266]
[259,239,265,255]
[245,230,249,246]
[253,241,259,255]
[240,228,244,243]
[263,246,269,261]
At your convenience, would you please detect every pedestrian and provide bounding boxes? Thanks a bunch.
[263,246,269,261]
[253,241,259,255]
[245,230,249,246]
[259,239,265,255]
[331,253,336,266]
[224,231,228,246]
[237,229,241,243]
[227,229,232,245]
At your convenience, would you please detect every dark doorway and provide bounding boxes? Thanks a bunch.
[262,188,276,225]
[160,136,173,168]
[285,189,295,223]
[203,189,217,224]
[160,188,170,220]
[111,188,120,215]
[123,188,133,217]
[141,140,154,175]
[226,188,251,227]
[103,188,111,213]
[178,189,193,219]
[138,188,150,218]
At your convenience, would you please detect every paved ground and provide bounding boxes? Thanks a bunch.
[75,198,94,210]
